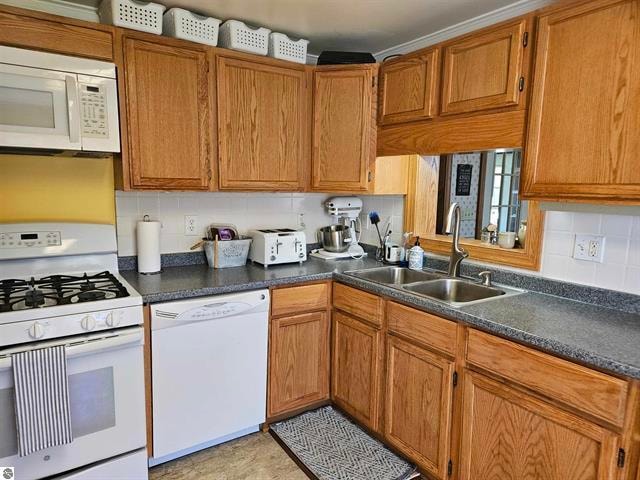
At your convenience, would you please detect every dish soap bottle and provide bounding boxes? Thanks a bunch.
[408,237,424,270]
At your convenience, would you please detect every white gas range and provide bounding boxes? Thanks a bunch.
[0,223,147,480]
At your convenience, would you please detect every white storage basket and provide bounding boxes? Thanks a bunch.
[203,238,252,269]
[99,0,165,35]
[219,20,271,55]
[268,33,309,64]
[163,8,221,46]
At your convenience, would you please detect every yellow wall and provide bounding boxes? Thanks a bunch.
[0,154,116,224]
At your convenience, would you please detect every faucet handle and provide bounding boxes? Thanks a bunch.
[478,271,492,286]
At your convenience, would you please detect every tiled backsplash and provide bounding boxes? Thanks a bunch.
[115,191,403,257]
[116,192,638,294]
[540,211,639,294]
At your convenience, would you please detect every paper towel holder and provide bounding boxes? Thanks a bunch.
[137,214,162,275]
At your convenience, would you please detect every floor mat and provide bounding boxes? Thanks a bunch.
[270,406,417,480]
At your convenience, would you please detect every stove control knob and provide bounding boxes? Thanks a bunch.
[28,322,46,339]
[105,312,121,328]
[81,315,96,331]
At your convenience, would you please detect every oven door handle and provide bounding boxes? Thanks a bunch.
[66,329,143,359]
[0,328,143,371]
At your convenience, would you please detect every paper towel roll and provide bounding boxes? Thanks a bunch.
[136,218,161,274]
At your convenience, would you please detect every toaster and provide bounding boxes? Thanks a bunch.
[248,229,307,267]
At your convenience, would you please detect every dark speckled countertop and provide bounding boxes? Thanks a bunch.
[121,257,640,380]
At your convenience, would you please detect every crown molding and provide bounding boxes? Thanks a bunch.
[374,0,553,60]
[0,0,99,21]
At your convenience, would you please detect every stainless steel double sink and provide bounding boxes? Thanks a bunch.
[344,266,523,307]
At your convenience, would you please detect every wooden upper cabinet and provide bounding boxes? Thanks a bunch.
[123,38,211,190]
[0,5,114,61]
[378,48,439,125]
[522,0,640,202]
[268,311,330,417]
[441,18,528,115]
[216,56,310,190]
[385,336,454,479]
[331,310,383,432]
[311,65,377,192]
[459,371,621,480]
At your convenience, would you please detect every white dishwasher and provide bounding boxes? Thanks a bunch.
[150,289,269,465]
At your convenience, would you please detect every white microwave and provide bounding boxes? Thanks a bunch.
[0,46,120,154]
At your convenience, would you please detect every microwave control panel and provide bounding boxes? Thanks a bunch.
[79,83,109,139]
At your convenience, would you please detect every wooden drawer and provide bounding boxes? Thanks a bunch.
[466,329,629,427]
[387,302,457,356]
[271,283,329,317]
[0,10,114,61]
[333,283,384,327]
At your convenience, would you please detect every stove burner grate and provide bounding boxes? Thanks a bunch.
[0,271,129,312]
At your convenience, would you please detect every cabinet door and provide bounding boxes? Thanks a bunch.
[217,56,309,191]
[523,0,640,202]
[331,310,383,432]
[385,336,455,479]
[459,371,620,480]
[124,39,211,190]
[379,49,439,125]
[312,65,377,192]
[441,19,527,115]
[268,311,329,417]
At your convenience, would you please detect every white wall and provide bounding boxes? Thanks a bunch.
[115,191,403,256]
[540,211,639,294]
[115,191,638,294]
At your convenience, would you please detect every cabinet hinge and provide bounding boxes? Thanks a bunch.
[452,371,458,387]
[617,448,626,468]
[368,171,373,182]
[447,460,453,476]
[522,31,529,48]
[518,76,525,92]
[372,76,376,88]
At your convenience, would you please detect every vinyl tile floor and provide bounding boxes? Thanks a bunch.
[148,432,309,480]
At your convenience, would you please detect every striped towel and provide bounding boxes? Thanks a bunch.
[12,345,73,457]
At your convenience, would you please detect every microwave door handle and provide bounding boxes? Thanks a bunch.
[65,75,80,145]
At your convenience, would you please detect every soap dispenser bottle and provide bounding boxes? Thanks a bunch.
[408,237,425,270]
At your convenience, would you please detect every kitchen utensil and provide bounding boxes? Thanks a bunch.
[368,211,384,247]
[319,225,352,253]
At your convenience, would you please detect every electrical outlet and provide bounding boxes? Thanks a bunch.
[573,234,605,262]
[184,215,198,236]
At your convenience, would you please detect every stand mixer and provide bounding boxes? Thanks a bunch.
[310,197,367,260]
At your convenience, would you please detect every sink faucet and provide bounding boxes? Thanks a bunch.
[445,203,469,277]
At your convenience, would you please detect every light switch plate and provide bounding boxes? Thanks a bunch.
[573,234,605,262]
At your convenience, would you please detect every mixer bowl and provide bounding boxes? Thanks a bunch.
[319,225,352,253]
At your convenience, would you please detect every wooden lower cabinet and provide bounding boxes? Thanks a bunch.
[268,311,329,418]
[331,310,383,432]
[459,370,621,480]
[384,335,455,479]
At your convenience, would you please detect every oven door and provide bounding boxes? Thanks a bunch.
[0,63,82,150]
[0,327,146,480]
